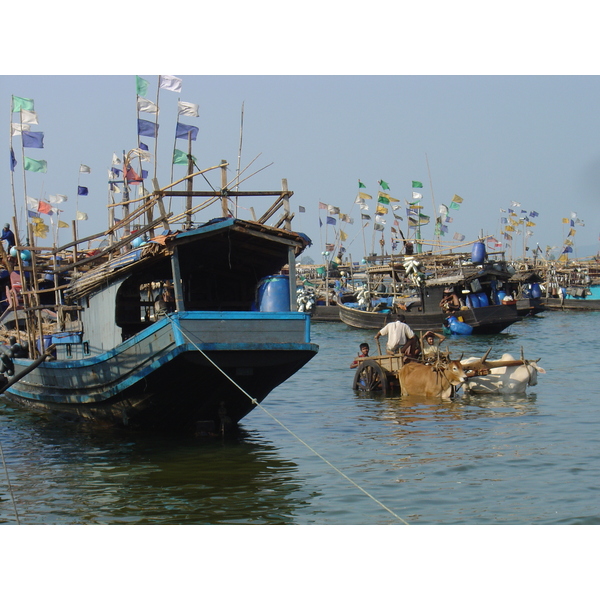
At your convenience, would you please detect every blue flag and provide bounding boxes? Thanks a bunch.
[78,186,88,196]
[326,216,336,226]
[22,131,44,148]
[175,122,199,141]
[138,118,159,138]
[139,141,149,151]
[10,148,17,171]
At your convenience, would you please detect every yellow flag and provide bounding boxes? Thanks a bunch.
[340,230,348,241]
[562,218,569,224]
[375,204,388,215]
[58,221,69,228]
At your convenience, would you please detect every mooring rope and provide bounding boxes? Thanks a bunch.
[0,440,20,524]
[167,314,410,525]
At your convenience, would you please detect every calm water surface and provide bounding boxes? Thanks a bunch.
[1,310,599,525]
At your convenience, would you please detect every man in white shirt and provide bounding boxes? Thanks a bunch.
[375,314,416,356]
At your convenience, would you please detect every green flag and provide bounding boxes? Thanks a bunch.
[412,181,423,188]
[173,148,195,165]
[24,157,47,173]
[12,95,34,112]
[358,180,366,188]
[449,201,461,210]
[377,194,390,205]
[378,179,390,190]
[136,76,149,97]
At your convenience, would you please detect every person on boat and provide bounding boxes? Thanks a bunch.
[374,314,416,356]
[350,343,370,368]
[421,330,446,362]
[440,287,461,313]
[1,224,15,253]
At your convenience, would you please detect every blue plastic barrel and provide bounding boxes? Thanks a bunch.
[497,290,506,302]
[256,275,290,312]
[531,282,541,298]
[471,241,486,264]
[476,292,489,306]
[447,315,473,335]
[469,293,480,308]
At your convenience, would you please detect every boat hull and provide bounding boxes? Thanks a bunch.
[543,297,600,311]
[338,302,520,334]
[3,311,318,433]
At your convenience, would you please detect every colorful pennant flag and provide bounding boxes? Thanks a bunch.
[137,119,159,138]
[379,180,390,190]
[22,131,44,148]
[136,76,149,97]
[20,109,38,124]
[12,96,34,112]
[358,180,366,188]
[137,97,159,114]
[24,157,47,173]
[175,123,199,141]
[159,75,183,93]
[178,101,199,117]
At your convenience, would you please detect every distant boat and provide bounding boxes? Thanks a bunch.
[338,250,521,334]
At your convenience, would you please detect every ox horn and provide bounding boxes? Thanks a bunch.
[481,347,492,364]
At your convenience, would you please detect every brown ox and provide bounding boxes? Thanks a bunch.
[398,360,467,399]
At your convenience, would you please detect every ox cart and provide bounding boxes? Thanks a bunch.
[352,346,544,397]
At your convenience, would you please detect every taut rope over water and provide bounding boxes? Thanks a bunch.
[167,314,410,525]
[0,439,20,524]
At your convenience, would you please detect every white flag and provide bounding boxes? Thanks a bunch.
[178,101,199,117]
[130,148,152,162]
[412,191,422,200]
[137,97,159,114]
[26,196,39,209]
[79,164,91,174]
[20,109,38,124]
[375,215,386,225]
[76,211,88,221]
[112,153,122,165]
[11,123,31,136]
[49,194,68,204]
[159,75,182,93]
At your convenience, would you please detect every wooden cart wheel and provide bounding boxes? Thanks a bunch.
[353,360,390,393]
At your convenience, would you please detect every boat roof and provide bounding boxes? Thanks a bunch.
[65,218,311,301]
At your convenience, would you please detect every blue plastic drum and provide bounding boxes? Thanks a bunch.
[256,275,290,312]
[471,241,486,264]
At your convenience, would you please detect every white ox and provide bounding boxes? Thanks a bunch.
[461,353,546,394]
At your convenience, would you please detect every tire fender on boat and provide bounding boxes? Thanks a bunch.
[0,351,14,376]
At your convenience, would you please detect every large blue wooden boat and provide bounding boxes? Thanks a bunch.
[0,165,318,434]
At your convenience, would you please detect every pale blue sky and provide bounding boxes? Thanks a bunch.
[2,74,598,260]
[2,5,599,261]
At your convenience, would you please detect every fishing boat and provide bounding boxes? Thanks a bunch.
[0,161,318,434]
[338,246,521,334]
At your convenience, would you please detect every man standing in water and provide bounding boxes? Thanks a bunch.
[374,314,417,356]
